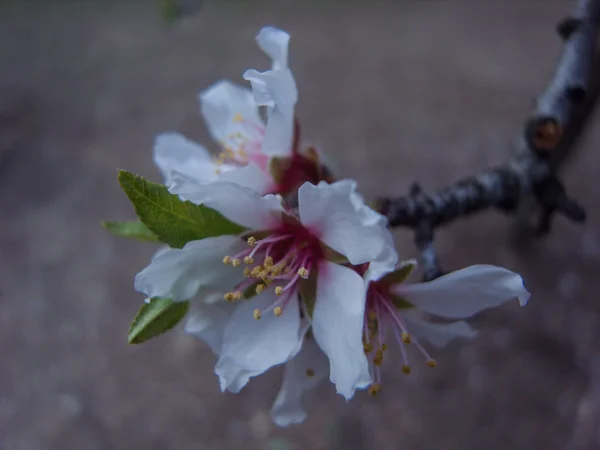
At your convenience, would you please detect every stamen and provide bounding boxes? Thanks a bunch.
[256,284,266,294]
[247,236,256,247]
[223,256,232,265]
[426,359,437,368]
[253,309,262,320]
[273,306,283,316]
[401,332,412,344]
[402,365,411,375]
[232,258,241,267]
[233,113,244,123]
[275,286,283,296]
[368,384,381,396]
[243,256,254,265]
[298,267,309,279]
[243,267,251,277]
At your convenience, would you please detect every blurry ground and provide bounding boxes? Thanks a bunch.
[2,1,600,449]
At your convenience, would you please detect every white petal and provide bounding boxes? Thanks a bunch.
[199,80,262,144]
[216,163,273,194]
[298,181,390,265]
[153,133,217,186]
[243,68,297,156]
[184,300,235,353]
[403,313,477,348]
[271,334,328,427]
[395,265,530,319]
[256,26,290,70]
[311,262,371,399]
[134,236,246,302]
[215,290,303,393]
[169,175,283,230]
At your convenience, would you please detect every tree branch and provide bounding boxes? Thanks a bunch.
[378,0,600,280]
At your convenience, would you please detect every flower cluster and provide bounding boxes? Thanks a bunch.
[119,26,530,427]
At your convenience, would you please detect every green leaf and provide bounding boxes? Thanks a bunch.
[102,220,159,242]
[128,297,189,344]
[379,259,417,286]
[118,170,246,248]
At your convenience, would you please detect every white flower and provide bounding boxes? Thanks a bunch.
[135,179,396,405]
[361,261,530,395]
[154,26,300,195]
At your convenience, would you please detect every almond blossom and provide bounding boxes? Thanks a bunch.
[360,260,530,395]
[134,179,397,416]
[153,26,324,196]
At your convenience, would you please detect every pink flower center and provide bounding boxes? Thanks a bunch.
[223,221,324,319]
[364,281,436,396]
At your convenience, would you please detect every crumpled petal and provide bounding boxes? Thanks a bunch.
[256,26,290,71]
[403,313,477,348]
[271,334,328,427]
[199,80,262,145]
[215,290,303,393]
[184,300,236,353]
[134,235,246,302]
[169,175,283,230]
[298,180,390,265]
[311,262,371,399]
[153,133,217,186]
[395,265,530,319]
[243,68,297,156]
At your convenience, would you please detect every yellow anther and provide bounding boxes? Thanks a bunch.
[363,343,373,354]
[297,267,309,279]
[401,332,412,344]
[233,291,243,300]
[251,266,263,278]
[256,284,266,294]
[233,113,244,122]
[232,258,241,267]
[264,256,274,267]
[402,365,411,375]
[374,349,384,366]
[426,359,437,368]
[274,306,283,317]
[223,256,232,265]
[247,236,256,247]
[243,256,254,265]
[368,384,381,396]
[224,292,235,302]
[275,286,284,296]
[306,368,315,377]
[253,309,262,320]
[258,270,269,279]
[243,267,251,277]
[368,310,377,321]
[381,343,388,351]
[270,265,282,276]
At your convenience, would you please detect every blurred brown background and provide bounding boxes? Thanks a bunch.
[2,1,600,449]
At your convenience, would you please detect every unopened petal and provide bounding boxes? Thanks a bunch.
[134,236,246,302]
[243,68,297,156]
[256,26,290,71]
[311,262,371,399]
[395,265,530,319]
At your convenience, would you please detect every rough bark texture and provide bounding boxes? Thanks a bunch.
[380,0,600,280]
